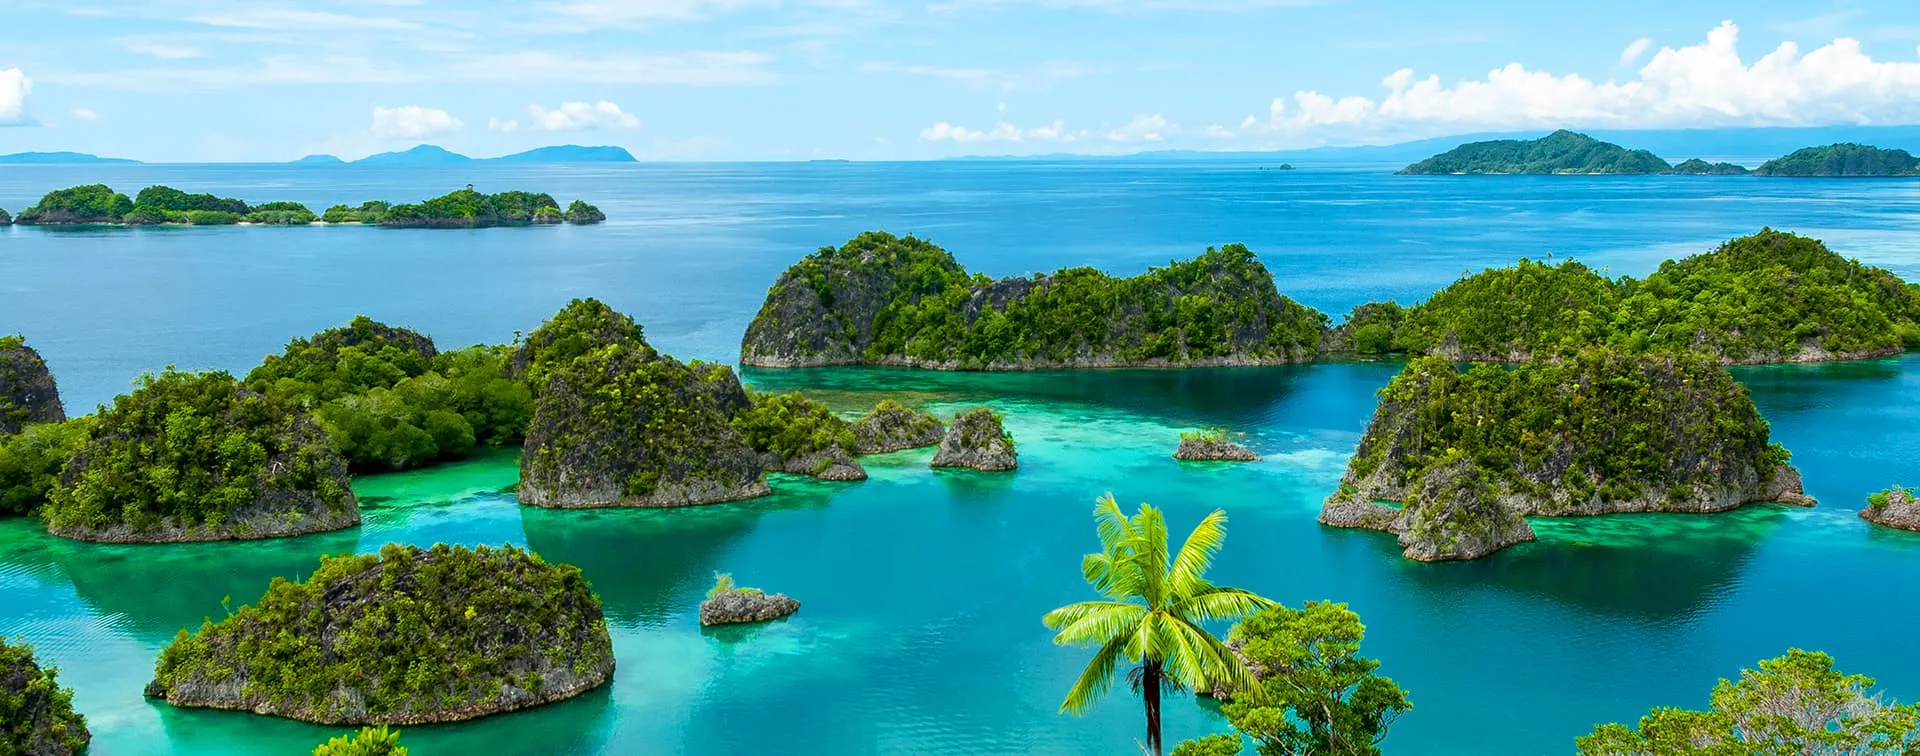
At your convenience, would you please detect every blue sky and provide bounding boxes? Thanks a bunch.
[4,0,1920,161]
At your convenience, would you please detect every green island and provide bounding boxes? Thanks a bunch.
[42,368,361,542]
[1861,485,1920,531]
[1667,157,1753,175]
[245,316,531,472]
[147,543,614,725]
[1,637,91,755]
[848,399,944,454]
[8,185,605,227]
[1172,427,1259,462]
[1333,229,1920,364]
[698,572,801,626]
[0,335,66,435]
[1398,130,1710,175]
[740,231,1327,369]
[929,407,1017,471]
[1754,143,1920,177]
[732,391,867,480]
[1319,348,1813,561]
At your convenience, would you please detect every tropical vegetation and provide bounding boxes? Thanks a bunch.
[0,418,93,517]
[312,726,408,756]
[150,543,613,724]
[1577,650,1920,754]
[10,184,605,226]
[1398,131,1672,175]
[380,188,604,227]
[1213,601,1412,756]
[1755,143,1920,177]
[1667,158,1751,175]
[1043,494,1276,756]
[743,231,1326,369]
[0,637,90,755]
[731,391,856,461]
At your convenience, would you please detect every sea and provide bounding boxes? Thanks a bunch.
[3,159,1920,754]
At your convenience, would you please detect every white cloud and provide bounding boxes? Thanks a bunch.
[524,100,641,131]
[1619,37,1653,66]
[919,119,1078,143]
[1105,113,1175,142]
[488,116,521,133]
[1202,124,1234,138]
[1242,21,1920,138]
[370,105,463,138]
[125,42,205,60]
[452,51,775,85]
[0,68,30,125]
[70,108,98,122]
[859,60,1098,91]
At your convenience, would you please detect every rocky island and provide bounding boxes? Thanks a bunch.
[930,408,1018,471]
[147,543,613,725]
[43,369,360,542]
[0,207,11,225]
[732,392,867,481]
[0,336,65,434]
[1668,158,1752,175]
[1173,428,1260,462]
[0,638,90,755]
[1861,486,1920,531]
[699,573,801,626]
[1399,131,1675,175]
[1321,349,1814,562]
[850,399,945,453]
[11,184,605,227]
[518,299,771,508]
[740,231,1327,370]
[1755,144,1920,177]
[1327,229,1920,364]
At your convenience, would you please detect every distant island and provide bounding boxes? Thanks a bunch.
[1754,143,1920,177]
[1398,130,1742,175]
[9,184,606,228]
[0,144,636,166]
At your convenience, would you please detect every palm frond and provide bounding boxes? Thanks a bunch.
[1173,586,1278,624]
[1059,635,1130,715]
[1168,508,1230,598]
[1048,602,1150,649]
[1092,493,1133,553]
[1171,614,1267,702]
[1130,504,1172,609]
[1082,552,1143,601]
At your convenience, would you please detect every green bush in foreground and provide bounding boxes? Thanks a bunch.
[313,726,407,756]
[1577,650,1920,754]
[0,637,90,755]
[0,417,93,517]
[731,391,855,460]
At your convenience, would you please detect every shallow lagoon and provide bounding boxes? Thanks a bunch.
[4,162,1920,753]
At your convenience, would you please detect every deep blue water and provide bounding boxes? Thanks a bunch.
[3,161,1920,755]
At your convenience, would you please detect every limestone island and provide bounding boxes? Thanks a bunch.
[517,299,772,508]
[0,335,65,434]
[0,638,90,755]
[740,231,1327,370]
[1755,144,1920,177]
[699,573,800,626]
[43,369,360,542]
[1322,229,1920,365]
[10,184,605,227]
[146,543,613,725]
[930,408,1018,471]
[1862,486,1920,532]
[1397,130,1745,175]
[849,399,945,453]
[1320,349,1814,562]
[1174,428,1260,462]
[732,391,868,481]
[0,207,11,225]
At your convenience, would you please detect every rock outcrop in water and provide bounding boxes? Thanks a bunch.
[518,300,770,508]
[0,638,90,755]
[45,369,359,543]
[849,400,945,454]
[1861,486,1920,532]
[1322,349,1813,561]
[731,391,868,481]
[1173,429,1260,462]
[147,543,613,725]
[930,408,1017,471]
[699,576,800,626]
[0,336,65,434]
[740,232,1327,370]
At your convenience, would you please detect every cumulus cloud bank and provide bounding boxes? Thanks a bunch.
[919,114,1176,144]
[526,100,641,131]
[370,105,463,139]
[0,68,31,125]
[1245,21,1920,137]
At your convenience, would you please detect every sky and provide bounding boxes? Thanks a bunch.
[5,0,1920,162]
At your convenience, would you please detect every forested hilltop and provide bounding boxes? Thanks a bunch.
[1324,229,1920,364]
[8,185,604,227]
[1398,130,1738,175]
[1755,143,1920,176]
[740,232,1328,370]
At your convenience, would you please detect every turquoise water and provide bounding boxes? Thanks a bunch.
[3,162,1920,753]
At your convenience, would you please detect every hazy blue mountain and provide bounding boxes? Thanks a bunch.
[489,145,636,163]
[352,144,472,166]
[290,154,346,165]
[0,151,141,164]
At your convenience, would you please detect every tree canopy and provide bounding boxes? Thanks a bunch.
[1755,143,1920,177]
[1398,131,1672,175]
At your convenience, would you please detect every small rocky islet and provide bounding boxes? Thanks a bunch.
[699,574,801,627]
[1862,486,1920,532]
[146,543,613,725]
[930,408,1018,471]
[1320,349,1815,562]
[0,638,91,755]
[1173,429,1260,462]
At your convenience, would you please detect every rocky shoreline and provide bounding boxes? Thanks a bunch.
[930,409,1018,471]
[1862,487,1920,532]
[1174,434,1260,462]
[700,588,802,626]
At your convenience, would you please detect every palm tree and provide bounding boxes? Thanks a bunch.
[1043,493,1277,756]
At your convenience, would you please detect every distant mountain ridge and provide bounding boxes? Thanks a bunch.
[0,151,140,165]
[0,145,637,166]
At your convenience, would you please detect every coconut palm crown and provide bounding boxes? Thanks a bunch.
[1043,493,1277,756]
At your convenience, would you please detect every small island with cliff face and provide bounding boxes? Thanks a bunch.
[9,184,605,227]
[740,231,1326,370]
[1321,349,1813,562]
[0,335,65,435]
[147,543,613,725]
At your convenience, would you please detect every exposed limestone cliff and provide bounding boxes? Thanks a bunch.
[849,400,945,454]
[930,408,1018,471]
[0,337,65,434]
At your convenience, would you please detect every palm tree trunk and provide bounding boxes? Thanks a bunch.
[1144,661,1163,756]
